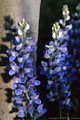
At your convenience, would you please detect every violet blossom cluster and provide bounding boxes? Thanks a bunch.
[40,5,73,110]
[6,19,46,120]
[68,3,80,82]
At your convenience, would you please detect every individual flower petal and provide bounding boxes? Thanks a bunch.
[37,104,43,113]
[23,53,29,60]
[24,23,30,32]
[48,48,55,54]
[21,77,26,83]
[52,32,56,39]
[28,106,34,114]
[14,96,22,102]
[39,108,47,115]
[29,40,35,46]
[16,43,23,51]
[34,99,41,104]
[27,57,33,64]
[18,29,23,36]
[17,106,26,111]
[18,111,25,118]
[12,82,17,88]
[29,89,35,94]
[24,68,31,73]
[41,61,48,67]
[15,89,22,96]
[31,66,36,71]
[47,84,51,89]
[14,77,21,83]
[40,70,46,75]
[9,70,16,76]
[44,52,50,59]
[17,57,23,63]
[34,80,41,86]
[61,47,67,53]
[31,94,39,100]
[10,62,19,72]
[27,72,33,78]
[14,101,21,106]
[9,56,16,62]
[18,85,25,90]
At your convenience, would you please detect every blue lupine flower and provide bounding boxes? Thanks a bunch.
[7,18,46,119]
[9,62,19,76]
[40,5,72,111]
[6,49,19,62]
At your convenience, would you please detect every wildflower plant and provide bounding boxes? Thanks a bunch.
[6,19,46,120]
[40,5,73,117]
[68,4,80,114]
[69,3,80,78]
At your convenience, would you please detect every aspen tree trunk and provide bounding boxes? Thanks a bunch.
[0,0,41,120]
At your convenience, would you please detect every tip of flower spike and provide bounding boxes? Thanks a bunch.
[62,4,70,21]
[18,18,30,32]
[76,3,80,12]
[52,22,60,33]
[52,22,63,39]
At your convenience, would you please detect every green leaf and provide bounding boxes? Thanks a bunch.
[73,97,80,108]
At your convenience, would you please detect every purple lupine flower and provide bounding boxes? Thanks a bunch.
[40,5,72,111]
[9,62,19,76]
[7,18,46,120]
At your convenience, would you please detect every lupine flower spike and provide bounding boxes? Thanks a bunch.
[40,5,73,114]
[68,3,80,95]
[7,19,46,120]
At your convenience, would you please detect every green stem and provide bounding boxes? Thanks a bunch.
[26,89,29,101]
[67,113,70,120]
[57,93,62,119]
[30,114,33,120]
